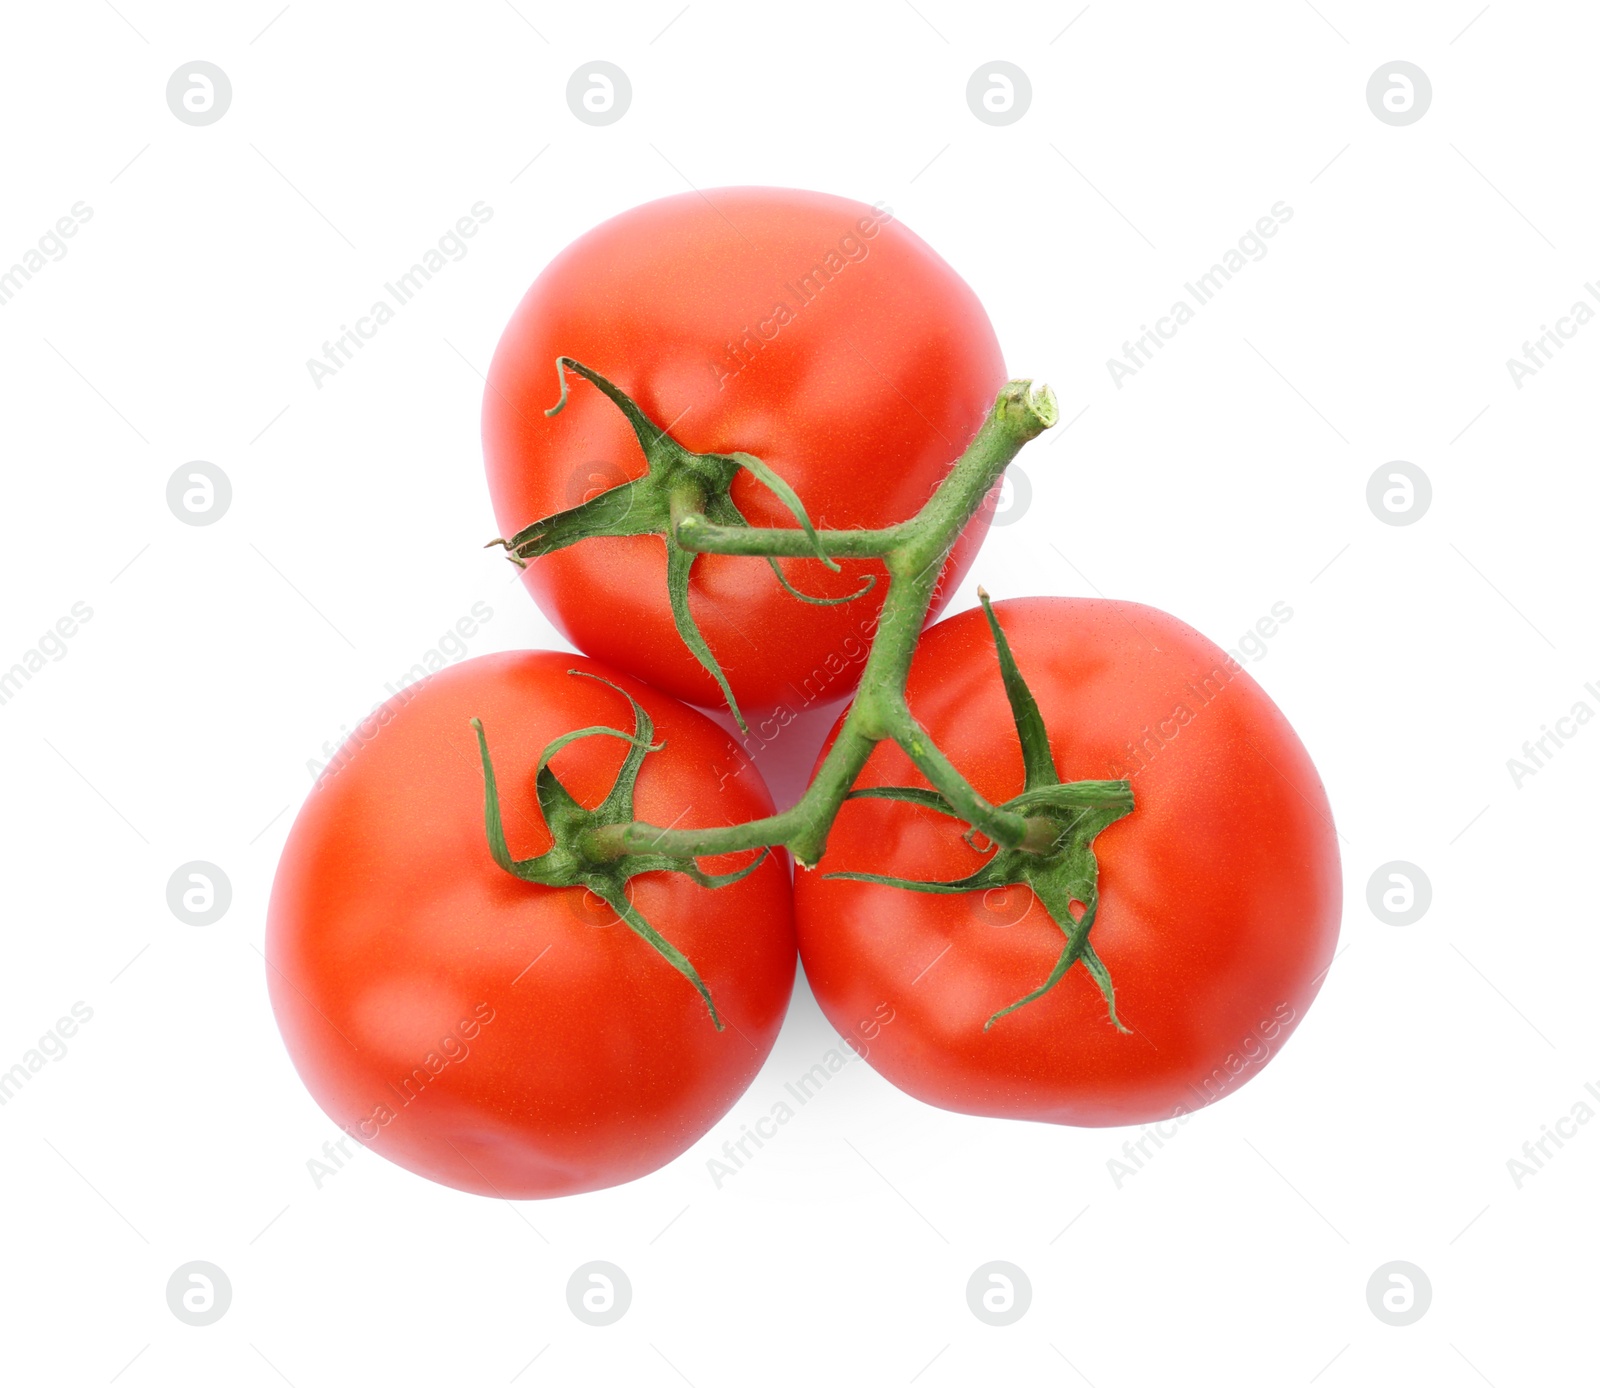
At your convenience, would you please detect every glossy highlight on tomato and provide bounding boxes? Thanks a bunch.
[482,186,1006,714]
[267,652,796,1198]
[794,598,1341,1127]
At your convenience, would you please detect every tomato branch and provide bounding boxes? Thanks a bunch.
[672,514,904,559]
[573,375,1061,868]
[476,363,1138,1027]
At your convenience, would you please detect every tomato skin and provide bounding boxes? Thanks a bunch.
[793,598,1341,1127]
[482,187,1005,713]
[267,652,795,1198]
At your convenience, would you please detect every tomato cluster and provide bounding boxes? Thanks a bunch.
[268,189,1340,1199]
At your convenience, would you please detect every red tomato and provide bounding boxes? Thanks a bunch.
[482,187,1005,714]
[267,652,795,1197]
[793,598,1341,1127]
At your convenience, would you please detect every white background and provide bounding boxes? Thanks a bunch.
[2,1,1596,1384]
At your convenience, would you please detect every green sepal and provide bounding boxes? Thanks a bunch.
[471,671,770,1027]
[983,934,1082,1030]
[470,717,521,877]
[823,859,1011,895]
[532,722,655,838]
[544,356,671,445]
[765,559,877,606]
[826,600,1137,1031]
[495,357,870,730]
[666,540,748,734]
[1078,941,1126,1034]
[561,670,660,821]
[984,856,1115,1031]
[724,450,838,571]
[977,588,1056,792]
[588,879,724,1031]
[622,848,773,891]
[495,478,661,567]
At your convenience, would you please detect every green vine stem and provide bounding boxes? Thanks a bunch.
[582,374,1060,868]
[475,360,1138,1028]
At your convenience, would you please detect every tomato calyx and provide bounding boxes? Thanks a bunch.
[825,592,1135,1032]
[488,357,876,735]
[470,669,770,1030]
